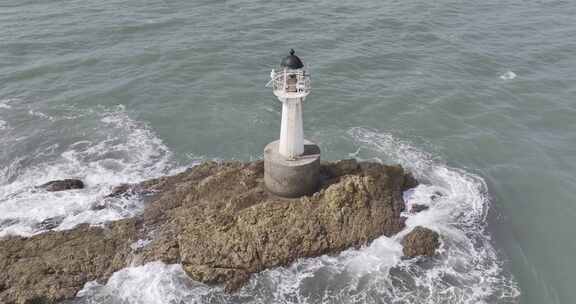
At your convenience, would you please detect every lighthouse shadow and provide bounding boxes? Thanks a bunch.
[301,142,321,159]
[317,159,362,191]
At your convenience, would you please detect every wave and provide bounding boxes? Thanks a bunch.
[0,105,182,237]
[0,98,14,109]
[70,127,520,304]
[0,98,14,130]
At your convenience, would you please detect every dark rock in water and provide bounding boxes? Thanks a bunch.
[92,184,139,211]
[38,179,84,192]
[105,184,133,198]
[36,216,65,230]
[430,191,444,201]
[402,173,419,191]
[411,204,429,213]
[90,201,108,211]
[0,160,418,303]
[104,183,157,199]
[401,226,440,258]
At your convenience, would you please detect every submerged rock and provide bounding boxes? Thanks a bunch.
[37,179,84,192]
[1,160,417,303]
[411,204,429,213]
[105,183,133,198]
[36,216,66,230]
[401,226,440,258]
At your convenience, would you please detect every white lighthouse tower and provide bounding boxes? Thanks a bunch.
[271,49,311,159]
[264,50,320,198]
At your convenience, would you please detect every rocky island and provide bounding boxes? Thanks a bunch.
[0,159,440,304]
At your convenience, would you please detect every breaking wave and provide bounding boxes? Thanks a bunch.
[0,98,12,130]
[0,104,181,237]
[0,98,13,109]
[70,127,520,304]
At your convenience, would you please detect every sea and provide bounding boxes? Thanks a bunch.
[1,0,575,303]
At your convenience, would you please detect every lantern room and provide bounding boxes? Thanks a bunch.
[270,49,311,100]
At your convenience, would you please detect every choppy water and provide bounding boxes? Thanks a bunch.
[1,0,575,303]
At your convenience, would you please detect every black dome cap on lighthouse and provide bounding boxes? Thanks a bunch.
[281,49,304,69]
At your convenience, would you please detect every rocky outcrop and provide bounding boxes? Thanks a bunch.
[37,179,84,192]
[0,222,137,303]
[401,226,440,258]
[0,160,416,304]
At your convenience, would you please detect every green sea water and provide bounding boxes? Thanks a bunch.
[1,0,575,303]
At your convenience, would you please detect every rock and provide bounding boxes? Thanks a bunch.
[430,191,444,201]
[38,179,84,192]
[402,173,419,191]
[0,222,137,304]
[321,159,360,178]
[0,160,419,303]
[89,201,108,211]
[36,216,65,230]
[410,204,429,213]
[105,184,133,198]
[401,226,440,258]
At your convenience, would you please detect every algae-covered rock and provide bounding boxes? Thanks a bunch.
[401,226,440,258]
[0,222,137,303]
[0,160,416,303]
[37,179,84,192]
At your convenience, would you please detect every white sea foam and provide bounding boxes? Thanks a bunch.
[75,262,222,303]
[72,127,520,304]
[130,238,152,251]
[500,71,517,80]
[0,98,14,109]
[28,109,55,120]
[0,105,183,237]
[0,98,13,130]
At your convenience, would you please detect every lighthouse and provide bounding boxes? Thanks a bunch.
[264,50,321,198]
[273,49,310,159]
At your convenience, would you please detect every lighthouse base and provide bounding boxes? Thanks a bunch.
[264,140,321,198]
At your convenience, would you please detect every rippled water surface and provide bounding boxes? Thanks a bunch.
[1,0,576,303]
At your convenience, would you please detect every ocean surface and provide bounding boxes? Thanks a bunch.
[1,0,575,303]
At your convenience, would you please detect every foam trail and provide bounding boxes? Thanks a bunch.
[500,71,517,80]
[69,262,227,304]
[0,98,13,109]
[0,98,13,130]
[0,105,184,237]
[71,127,520,304]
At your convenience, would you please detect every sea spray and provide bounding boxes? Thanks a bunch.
[70,128,520,304]
[0,105,183,237]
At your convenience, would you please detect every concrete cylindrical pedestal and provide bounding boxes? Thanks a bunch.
[264,140,321,198]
